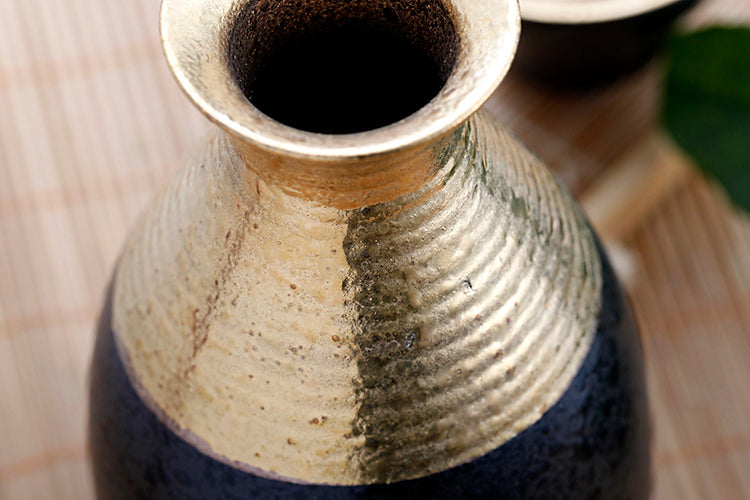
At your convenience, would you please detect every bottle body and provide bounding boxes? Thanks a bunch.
[90,248,648,500]
[89,114,649,498]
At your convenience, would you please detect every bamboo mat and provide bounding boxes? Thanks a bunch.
[0,0,748,498]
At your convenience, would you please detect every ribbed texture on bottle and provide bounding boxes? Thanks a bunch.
[342,112,602,482]
[112,112,601,485]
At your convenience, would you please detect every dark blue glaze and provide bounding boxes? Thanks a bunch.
[89,249,649,499]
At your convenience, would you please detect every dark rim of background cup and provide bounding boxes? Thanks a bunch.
[514,0,700,87]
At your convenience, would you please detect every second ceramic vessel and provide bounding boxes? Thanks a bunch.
[516,0,700,85]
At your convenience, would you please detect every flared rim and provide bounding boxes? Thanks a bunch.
[160,0,520,160]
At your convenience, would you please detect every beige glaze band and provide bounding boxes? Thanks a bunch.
[112,113,602,485]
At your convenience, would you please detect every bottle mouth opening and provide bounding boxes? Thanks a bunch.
[228,0,459,135]
[161,0,519,159]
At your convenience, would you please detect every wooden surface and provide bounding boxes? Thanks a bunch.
[1,0,748,498]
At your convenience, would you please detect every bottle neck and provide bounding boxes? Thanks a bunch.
[229,128,459,210]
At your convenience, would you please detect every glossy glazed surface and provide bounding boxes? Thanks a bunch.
[108,114,604,484]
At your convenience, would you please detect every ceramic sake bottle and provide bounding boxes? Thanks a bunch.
[88,0,650,498]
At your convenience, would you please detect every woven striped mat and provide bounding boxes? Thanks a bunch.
[1,0,748,497]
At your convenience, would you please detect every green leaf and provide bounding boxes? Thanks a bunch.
[663,26,750,212]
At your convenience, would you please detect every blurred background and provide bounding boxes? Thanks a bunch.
[0,0,748,498]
